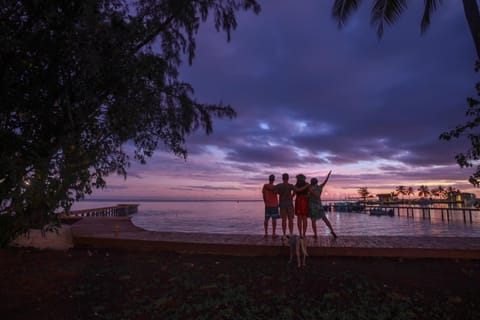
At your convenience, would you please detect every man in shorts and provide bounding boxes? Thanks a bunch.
[262,174,279,238]
[273,173,295,239]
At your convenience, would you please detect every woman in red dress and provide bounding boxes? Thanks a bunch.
[294,174,309,238]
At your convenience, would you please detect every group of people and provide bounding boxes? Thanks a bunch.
[262,171,337,240]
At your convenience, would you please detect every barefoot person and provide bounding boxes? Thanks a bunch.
[273,173,295,239]
[294,174,310,238]
[308,171,337,239]
[262,174,279,238]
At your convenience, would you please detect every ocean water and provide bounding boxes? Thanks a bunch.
[71,200,480,237]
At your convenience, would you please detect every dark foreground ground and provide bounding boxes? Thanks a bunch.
[1,247,479,320]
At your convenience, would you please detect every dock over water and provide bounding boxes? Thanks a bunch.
[61,204,139,218]
[362,204,480,223]
[71,217,480,259]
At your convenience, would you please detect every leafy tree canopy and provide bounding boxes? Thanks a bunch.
[0,0,260,243]
[440,62,480,187]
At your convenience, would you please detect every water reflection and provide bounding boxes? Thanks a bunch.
[72,200,480,237]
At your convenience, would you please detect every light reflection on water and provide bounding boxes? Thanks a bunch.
[72,200,480,237]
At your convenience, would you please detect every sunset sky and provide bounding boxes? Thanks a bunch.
[87,1,479,201]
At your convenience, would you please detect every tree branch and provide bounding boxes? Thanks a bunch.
[133,14,176,53]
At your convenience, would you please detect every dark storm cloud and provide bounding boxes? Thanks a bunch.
[157,0,480,193]
[224,144,303,167]
[331,164,468,189]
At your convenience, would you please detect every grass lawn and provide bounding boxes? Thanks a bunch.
[1,247,479,319]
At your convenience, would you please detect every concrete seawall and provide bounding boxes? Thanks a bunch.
[69,217,480,259]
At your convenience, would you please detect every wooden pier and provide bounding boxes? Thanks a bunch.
[363,204,479,223]
[61,204,139,218]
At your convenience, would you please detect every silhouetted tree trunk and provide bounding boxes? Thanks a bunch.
[463,0,480,60]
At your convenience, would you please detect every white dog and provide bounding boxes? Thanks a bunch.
[286,235,308,268]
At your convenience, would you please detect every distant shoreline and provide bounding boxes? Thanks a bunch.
[79,199,264,202]
[76,198,364,203]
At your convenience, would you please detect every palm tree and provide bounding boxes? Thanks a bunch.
[417,185,431,198]
[390,191,398,201]
[407,186,415,198]
[446,186,460,194]
[431,187,440,199]
[358,187,370,203]
[462,0,480,60]
[395,185,407,201]
[331,0,480,60]
[435,185,447,199]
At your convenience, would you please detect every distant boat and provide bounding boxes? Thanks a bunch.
[333,201,365,213]
[369,208,394,217]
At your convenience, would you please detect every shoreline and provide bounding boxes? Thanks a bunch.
[9,216,480,259]
[14,216,479,259]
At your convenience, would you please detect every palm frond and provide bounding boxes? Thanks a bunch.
[371,0,407,38]
[332,0,362,29]
[421,0,443,33]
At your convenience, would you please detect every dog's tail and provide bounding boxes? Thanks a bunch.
[300,238,308,256]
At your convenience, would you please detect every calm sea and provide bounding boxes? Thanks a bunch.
[71,200,480,237]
